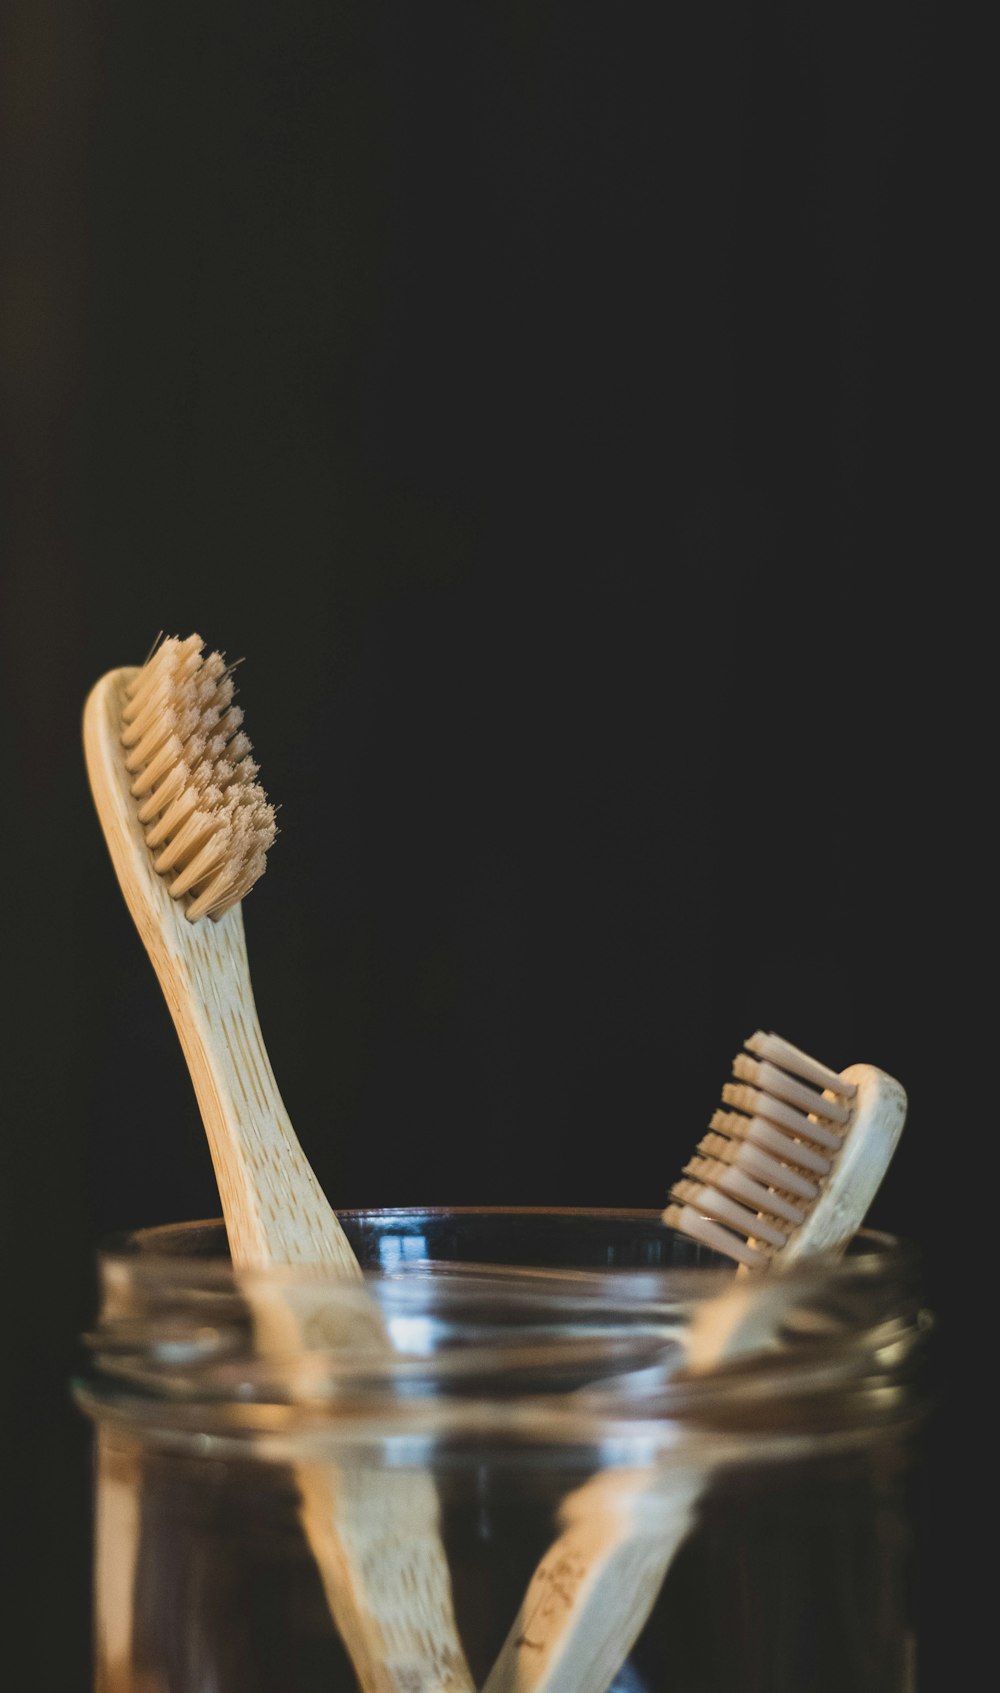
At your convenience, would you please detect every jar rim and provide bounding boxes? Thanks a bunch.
[76,1208,927,1464]
[98,1206,911,1282]
[91,1208,917,1328]
[87,1208,923,1332]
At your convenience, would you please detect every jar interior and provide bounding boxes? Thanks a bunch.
[82,1210,925,1693]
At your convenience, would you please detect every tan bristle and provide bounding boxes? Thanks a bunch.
[226,731,252,765]
[130,734,186,796]
[135,761,187,824]
[144,784,199,849]
[123,633,202,718]
[215,754,257,791]
[121,634,275,920]
[152,808,220,875]
[121,681,174,747]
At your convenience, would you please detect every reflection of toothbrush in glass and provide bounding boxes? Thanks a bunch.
[481,1031,907,1693]
[84,634,475,1693]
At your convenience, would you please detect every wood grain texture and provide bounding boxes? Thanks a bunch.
[84,668,357,1273]
[84,665,476,1693]
[786,1065,907,1260]
[481,1466,703,1693]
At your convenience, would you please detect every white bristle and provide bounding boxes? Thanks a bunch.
[670,1180,788,1249]
[664,1031,871,1269]
[720,1082,844,1149]
[711,1108,832,1176]
[730,1056,852,1128]
[121,634,275,920]
[744,1030,855,1097]
[684,1155,806,1226]
[698,1131,820,1202]
[662,1204,769,1269]
[697,1130,822,1212]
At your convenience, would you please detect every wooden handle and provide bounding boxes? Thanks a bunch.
[482,1466,704,1693]
[84,661,476,1691]
[83,667,357,1273]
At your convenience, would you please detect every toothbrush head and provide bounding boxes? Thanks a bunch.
[116,633,277,920]
[663,1031,907,1269]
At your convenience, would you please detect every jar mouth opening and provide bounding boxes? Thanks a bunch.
[98,1207,910,1289]
[90,1209,918,1350]
[76,1207,927,1462]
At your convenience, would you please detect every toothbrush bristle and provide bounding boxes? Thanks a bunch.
[121,634,277,920]
[664,1030,857,1269]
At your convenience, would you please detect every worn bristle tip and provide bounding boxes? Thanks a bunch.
[121,634,274,920]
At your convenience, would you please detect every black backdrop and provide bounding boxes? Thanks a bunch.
[1,3,984,1688]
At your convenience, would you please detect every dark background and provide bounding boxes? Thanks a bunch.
[1,2,984,1687]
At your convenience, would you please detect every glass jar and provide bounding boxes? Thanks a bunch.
[74,1208,929,1693]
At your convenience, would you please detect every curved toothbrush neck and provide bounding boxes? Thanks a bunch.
[163,904,359,1276]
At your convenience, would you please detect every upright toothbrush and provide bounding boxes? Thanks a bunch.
[84,634,476,1693]
[481,1030,908,1693]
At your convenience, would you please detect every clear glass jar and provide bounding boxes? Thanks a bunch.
[74,1208,929,1693]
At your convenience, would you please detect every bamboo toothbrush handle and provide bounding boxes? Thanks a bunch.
[160,903,358,1273]
[85,652,476,1693]
[481,1465,704,1693]
[83,666,357,1274]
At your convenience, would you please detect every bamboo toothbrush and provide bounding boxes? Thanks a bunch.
[481,1030,908,1693]
[83,634,476,1693]
[663,1029,907,1269]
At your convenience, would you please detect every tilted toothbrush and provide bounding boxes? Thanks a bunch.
[83,634,475,1693]
[481,1030,907,1693]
